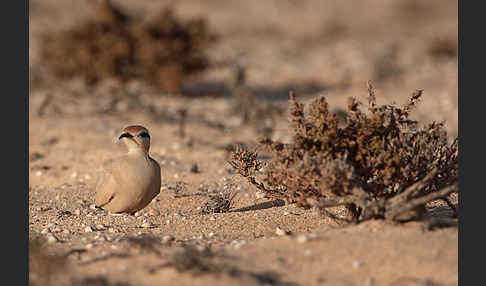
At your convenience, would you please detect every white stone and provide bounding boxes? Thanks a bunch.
[255,191,267,199]
[296,234,308,244]
[162,235,174,243]
[46,234,58,243]
[141,222,152,228]
[275,227,287,236]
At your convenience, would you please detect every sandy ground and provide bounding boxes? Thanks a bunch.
[29,1,458,285]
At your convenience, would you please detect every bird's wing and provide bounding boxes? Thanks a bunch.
[94,160,117,207]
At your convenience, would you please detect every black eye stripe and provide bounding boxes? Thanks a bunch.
[138,132,150,138]
[119,133,134,139]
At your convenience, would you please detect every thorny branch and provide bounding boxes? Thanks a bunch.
[229,86,458,223]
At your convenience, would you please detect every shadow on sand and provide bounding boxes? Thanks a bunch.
[231,199,286,213]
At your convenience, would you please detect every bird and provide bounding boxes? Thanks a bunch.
[94,125,161,214]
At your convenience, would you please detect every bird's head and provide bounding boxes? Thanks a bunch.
[118,125,151,153]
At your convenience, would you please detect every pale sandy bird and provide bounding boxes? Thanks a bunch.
[95,125,161,214]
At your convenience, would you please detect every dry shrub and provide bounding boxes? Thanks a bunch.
[29,235,68,286]
[152,245,298,286]
[428,37,457,60]
[199,190,237,215]
[150,245,237,276]
[40,0,217,92]
[230,83,458,222]
[71,276,134,286]
[122,234,163,255]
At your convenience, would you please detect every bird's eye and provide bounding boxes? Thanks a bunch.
[138,132,150,139]
[119,133,134,140]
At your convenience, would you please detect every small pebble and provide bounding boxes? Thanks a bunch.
[46,234,58,243]
[74,209,81,216]
[275,227,287,236]
[141,222,152,228]
[35,171,42,177]
[232,239,247,249]
[208,232,215,238]
[41,228,50,234]
[283,210,291,216]
[255,191,267,199]
[303,249,313,256]
[308,233,318,240]
[95,224,106,231]
[210,216,216,221]
[89,204,97,210]
[148,209,160,216]
[162,235,174,243]
[71,172,78,178]
[364,277,375,286]
[296,234,308,244]
[352,260,362,269]
[85,243,94,249]
[84,226,93,233]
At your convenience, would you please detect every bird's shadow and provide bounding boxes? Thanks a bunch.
[230,199,286,213]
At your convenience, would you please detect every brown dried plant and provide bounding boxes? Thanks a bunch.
[199,188,238,215]
[41,0,217,92]
[230,83,458,222]
[29,235,68,286]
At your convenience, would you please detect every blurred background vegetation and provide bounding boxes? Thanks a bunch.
[29,0,457,136]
